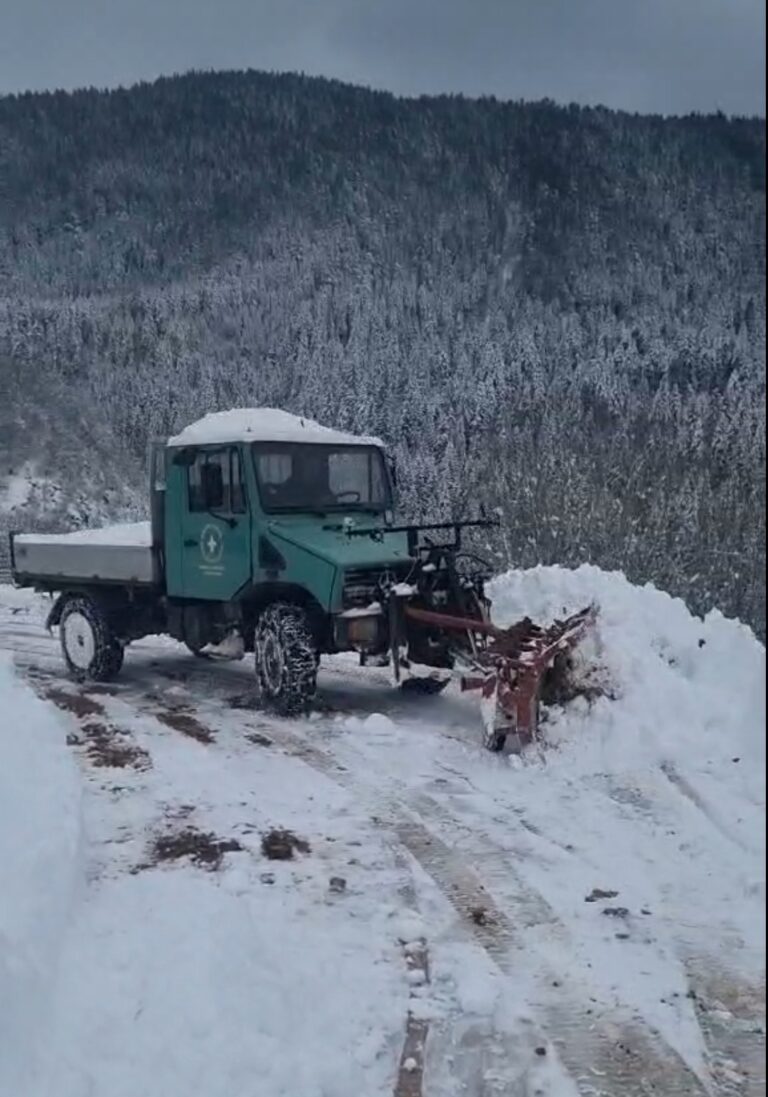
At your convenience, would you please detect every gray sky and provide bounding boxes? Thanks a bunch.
[0,0,764,116]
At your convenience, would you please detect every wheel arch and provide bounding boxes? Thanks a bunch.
[46,587,97,630]
[45,585,131,631]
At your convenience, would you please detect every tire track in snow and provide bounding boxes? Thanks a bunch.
[660,761,758,855]
[1,635,60,662]
[391,812,712,1097]
[106,672,766,1097]
[596,757,764,1094]
[67,673,712,1097]
[275,722,737,1086]
[124,691,435,1097]
[0,619,727,1094]
[404,790,562,932]
[31,666,717,1097]
[684,959,765,1097]
[234,718,712,1097]
[19,646,432,1097]
[391,849,429,1097]
[61,652,707,1097]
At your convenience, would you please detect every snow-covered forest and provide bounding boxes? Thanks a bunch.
[0,71,764,634]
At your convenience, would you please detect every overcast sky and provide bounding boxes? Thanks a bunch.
[0,0,764,116]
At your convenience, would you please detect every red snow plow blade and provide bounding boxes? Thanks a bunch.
[404,602,597,752]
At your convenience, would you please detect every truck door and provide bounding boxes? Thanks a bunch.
[178,446,252,600]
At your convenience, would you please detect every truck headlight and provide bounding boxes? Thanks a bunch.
[347,615,381,648]
[336,608,384,652]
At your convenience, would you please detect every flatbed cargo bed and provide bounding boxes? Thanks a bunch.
[11,522,159,586]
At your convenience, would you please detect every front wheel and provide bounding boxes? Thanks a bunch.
[59,596,124,682]
[254,603,318,716]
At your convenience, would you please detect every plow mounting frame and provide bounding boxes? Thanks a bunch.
[403,601,597,752]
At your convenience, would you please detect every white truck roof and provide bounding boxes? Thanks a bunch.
[167,408,383,449]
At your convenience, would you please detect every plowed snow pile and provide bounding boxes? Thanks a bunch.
[484,566,766,1056]
[490,563,765,922]
[491,564,765,801]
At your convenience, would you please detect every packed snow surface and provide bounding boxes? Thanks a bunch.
[0,563,764,1097]
[14,521,152,547]
[168,407,383,448]
[0,654,81,1097]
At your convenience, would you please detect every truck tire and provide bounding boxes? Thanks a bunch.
[254,603,317,716]
[59,595,124,683]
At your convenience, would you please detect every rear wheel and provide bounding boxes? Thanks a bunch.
[59,596,124,682]
[255,603,317,716]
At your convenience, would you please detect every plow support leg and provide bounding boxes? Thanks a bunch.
[461,604,597,752]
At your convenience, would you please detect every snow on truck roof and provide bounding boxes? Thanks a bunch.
[167,408,383,449]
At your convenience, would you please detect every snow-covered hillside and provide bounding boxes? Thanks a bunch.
[2,76,765,637]
[0,566,764,1097]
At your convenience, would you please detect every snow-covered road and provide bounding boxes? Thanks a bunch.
[0,568,764,1097]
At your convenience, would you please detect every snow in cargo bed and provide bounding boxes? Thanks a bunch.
[0,564,764,1097]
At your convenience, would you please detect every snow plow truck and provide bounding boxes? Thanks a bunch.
[9,409,593,752]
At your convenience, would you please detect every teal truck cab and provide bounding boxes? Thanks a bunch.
[11,409,496,716]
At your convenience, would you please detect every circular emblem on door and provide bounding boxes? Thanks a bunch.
[200,524,224,564]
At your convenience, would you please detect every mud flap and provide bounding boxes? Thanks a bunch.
[45,593,67,631]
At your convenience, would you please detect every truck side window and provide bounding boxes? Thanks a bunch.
[202,462,224,509]
[188,449,245,513]
[189,451,225,512]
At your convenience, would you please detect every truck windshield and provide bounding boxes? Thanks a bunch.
[252,443,391,513]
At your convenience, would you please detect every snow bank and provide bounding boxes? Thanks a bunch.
[489,563,765,784]
[489,564,765,970]
[15,520,151,547]
[0,656,82,1097]
[168,407,383,448]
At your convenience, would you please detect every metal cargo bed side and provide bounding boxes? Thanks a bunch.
[10,533,160,588]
